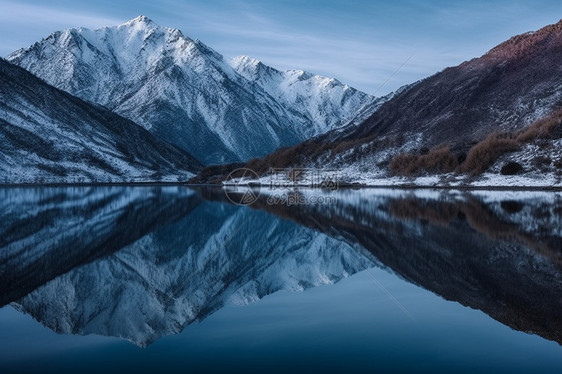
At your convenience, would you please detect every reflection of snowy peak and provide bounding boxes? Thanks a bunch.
[8,16,378,164]
[10,196,375,346]
[4,187,562,346]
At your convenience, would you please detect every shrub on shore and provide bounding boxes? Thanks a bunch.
[389,109,562,177]
[390,145,458,176]
[460,132,519,174]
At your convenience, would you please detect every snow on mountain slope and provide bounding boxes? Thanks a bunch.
[230,55,382,137]
[0,59,202,183]
[7,16,377,164]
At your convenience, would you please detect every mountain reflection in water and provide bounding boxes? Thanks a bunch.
[0,186,561,347]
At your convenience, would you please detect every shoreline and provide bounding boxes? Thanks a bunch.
[0,182,561,191]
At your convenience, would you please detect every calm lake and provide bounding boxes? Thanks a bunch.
[0,186,561,373]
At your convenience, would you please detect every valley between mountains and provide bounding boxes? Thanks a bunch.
[1,16,562,187]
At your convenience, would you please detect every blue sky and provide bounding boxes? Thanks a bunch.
[1,0,561,94]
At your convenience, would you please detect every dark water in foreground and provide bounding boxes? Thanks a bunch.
[0,186,561,373]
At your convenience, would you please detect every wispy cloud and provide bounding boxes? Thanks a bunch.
[150,3,426,93]
[159,8,471,94]
[0,1,121,28]
[0,1,122,53]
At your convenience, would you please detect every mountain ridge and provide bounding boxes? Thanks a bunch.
[8,16,379,165]
[0,58,202,183]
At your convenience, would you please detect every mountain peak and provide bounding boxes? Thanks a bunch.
[230,55,268,74]
[127,15,154,25]
[232,55,262,67]
[119,15,159,31]
[484,19,562,60]
[544,18,562,33]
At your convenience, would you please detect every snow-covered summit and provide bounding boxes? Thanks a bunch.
[124,15,153,25]
[8,17,379,164]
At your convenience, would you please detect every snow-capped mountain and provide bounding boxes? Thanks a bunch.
[8,16,378,164]
[0,59,202,183]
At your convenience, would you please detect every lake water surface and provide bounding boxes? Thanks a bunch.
[0,186,561,373]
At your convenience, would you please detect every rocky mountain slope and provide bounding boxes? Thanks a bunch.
[0,59,202,183]
[345,20,562,148]
[198,20,562,186]
[8,16,378,164]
